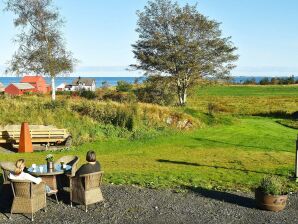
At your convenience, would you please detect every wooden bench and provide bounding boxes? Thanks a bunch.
[0,128,71,146]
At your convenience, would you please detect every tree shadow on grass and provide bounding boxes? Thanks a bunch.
[192,137,274,151]
[156,159,286,177]
[252,111,296,120]
[185,186,256,209]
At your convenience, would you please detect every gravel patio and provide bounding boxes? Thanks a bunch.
[0,184,298,224]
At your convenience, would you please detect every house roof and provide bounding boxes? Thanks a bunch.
[56,83,66,88]
[72,78,95,86]
[10,83,35,90]
[21,76,44,83]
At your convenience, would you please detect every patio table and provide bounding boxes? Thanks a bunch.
[28,164,71,190]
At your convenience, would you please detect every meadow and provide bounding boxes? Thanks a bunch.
[0,84,297,192]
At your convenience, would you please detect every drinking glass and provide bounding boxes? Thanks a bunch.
[39,166,44,173]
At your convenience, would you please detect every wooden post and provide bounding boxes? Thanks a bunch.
[18,122,33,153]
[295,135,298,181]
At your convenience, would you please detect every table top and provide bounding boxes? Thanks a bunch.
[27,164,72,176]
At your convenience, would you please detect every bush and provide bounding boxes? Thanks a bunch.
[79,89,97,100]
[136,76,176,106]
[103,91,137,103]
[207,102,230,115]
[258,176,286,195]
[259,77,270,85]
[71,101,139,131]
[116,80,133,92]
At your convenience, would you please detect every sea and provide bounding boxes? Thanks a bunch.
[0,76,297,88]
[0,77,143,88]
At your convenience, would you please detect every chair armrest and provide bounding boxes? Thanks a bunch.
[31,182,46,196]
[71,176,84,192]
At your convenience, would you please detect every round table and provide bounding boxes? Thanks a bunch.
[28,164,71,190]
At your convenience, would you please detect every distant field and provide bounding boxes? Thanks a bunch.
[0,84,297,192]
[197,85,298,97]
[189,85,298,115]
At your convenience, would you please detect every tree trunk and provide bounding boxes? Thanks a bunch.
[177,79,187,106]
[179,88,187,106]
[51,76,56,101]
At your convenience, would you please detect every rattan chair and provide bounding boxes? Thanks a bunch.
[70,171,104,212]
[9,179,46,221]
[0,162,16,184]
[55,155,79,176]
[55,155,79,191]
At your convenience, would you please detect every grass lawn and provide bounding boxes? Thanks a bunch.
[196,85,298,97]
[0,85,297,192]
[1,117,297,192]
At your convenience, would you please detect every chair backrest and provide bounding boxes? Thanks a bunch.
[79,171,104,191]
[0,161,16,183]
[10,179,32,198]
[55,155,79,176]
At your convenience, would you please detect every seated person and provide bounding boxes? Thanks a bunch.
[76,150,101,176]
[9,159,57,194]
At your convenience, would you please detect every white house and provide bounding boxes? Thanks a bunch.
[70,77,96,91]
[56,83,66,91]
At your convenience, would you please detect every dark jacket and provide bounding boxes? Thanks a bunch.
[75,161,101,176]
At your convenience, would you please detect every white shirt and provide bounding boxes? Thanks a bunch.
[9,172,42,184]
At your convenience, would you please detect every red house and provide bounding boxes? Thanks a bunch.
[21,76,49,94]
[5,83,35,96]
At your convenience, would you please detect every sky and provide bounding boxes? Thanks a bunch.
[0,0,298,77]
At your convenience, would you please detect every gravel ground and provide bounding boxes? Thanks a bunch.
[0,184,298,224]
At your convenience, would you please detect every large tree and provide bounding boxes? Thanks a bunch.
[132,0,238,105]
[5,0,76,101]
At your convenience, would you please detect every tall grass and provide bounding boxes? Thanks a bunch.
[0,96,195,144]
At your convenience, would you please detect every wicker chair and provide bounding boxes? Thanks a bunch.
[55,155,79,190]
[55,155,79,176]
[0,162,16,185]
[70,171,104,212]
[10,179,46,221]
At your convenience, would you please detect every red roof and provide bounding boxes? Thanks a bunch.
[21,76,44,83]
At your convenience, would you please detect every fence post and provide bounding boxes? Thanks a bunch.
[296,135,298,181]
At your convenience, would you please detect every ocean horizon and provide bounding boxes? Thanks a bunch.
[0,76,297,88]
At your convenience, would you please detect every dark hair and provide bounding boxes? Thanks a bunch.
[86,150,96,162]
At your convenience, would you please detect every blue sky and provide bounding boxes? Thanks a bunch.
[0,0,298,77]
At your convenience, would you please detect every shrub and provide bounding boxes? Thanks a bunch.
[259,77,270,85]
[243,78,257,85]
[56,91,72,96]
[43,100,66,110]
[79,89,97,100]
[207,102,230,115]
[116,80,133,92]
[258,176,286,195]
[136,76,176,106]
[103,91,137,103]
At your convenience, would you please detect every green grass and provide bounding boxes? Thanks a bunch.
[1,117,297,192]
[188,85,298,115]
[1,85,297,193]
[197,85,298,97]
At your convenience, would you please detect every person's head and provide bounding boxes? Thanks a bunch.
[86,150,96,163]
[15,159,25,175]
